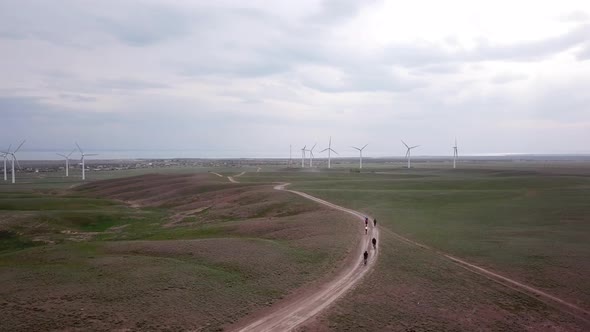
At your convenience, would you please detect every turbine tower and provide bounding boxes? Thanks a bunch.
[300,145,306,168]
[57,149,76,177]
[320,137,338,169]
[1,140,25,184]
[289,144,292,168]
[352,144,368,169]
[76,143,98,181]
[402,140,419,169]
[308,143,316,167]
[2,145,10,181]
[453,138,458,169]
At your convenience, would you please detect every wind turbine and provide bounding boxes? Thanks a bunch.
[307,143,317,167]
[76,143,98,181]
[320,137,338,169]
[56,149,76,177]
[1,140,25,184]
[2,145,10,181]
[453,138,458,169]
[301,145,306,168]
[402,140,419,169]
[352,144,368,169]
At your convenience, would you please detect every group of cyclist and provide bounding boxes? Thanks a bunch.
[363,217,377,265]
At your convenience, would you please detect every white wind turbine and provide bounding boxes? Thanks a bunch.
[320,137,338,169]
[352,144,368,169]
[1,140,25,184]
[76,143,98,181]
[307,143,317,167]
[402,140,419,169]
[56,149,76,177]
[301,145,306,168]
[2,145,10,181]
[453,138,458,169]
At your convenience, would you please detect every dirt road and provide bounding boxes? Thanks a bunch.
[232,183,380,332]
[227,171,246,183]
[220,172,588,326]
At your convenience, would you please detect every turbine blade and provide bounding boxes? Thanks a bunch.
[68,149,76,157]
[401,140,409,148]
[320,148,328,153]
[411,145,420,149]
[362,144,368,150]
[13,140,26,153]
[331,149,339,155]
[351,146,360,150]
[311,143,316,151]
[76,142,83,153]
[56,153,67,158]
[6,144,12,153]
[15,157,21,170]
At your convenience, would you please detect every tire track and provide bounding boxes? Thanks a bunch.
[378,227,590,320]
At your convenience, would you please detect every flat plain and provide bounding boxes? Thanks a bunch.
[1,161,589,331]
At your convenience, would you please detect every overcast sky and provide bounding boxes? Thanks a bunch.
[1,0,589,158]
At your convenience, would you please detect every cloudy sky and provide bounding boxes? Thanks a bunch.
[1,0,589,158]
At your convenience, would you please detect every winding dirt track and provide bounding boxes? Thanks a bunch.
[225,174,380,332]
[220,172,589,330]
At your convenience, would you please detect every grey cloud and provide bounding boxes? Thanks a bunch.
[382,23,590,67]
[59,94,97,103]
[411,63,462,75]
[0,0,191,47]
[0,0,98,47]
[94,6,192,47]
[95,79,170,91]
[577,43,590,60]
[470,23,590,61]
[310,0,380,23]
[299,67,425,93]
[490,73,528,85]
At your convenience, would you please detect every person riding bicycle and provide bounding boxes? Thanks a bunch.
[363,250,368,265]
[372,237,377,249]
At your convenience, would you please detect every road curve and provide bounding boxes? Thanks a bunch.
[233,183,380,332]
[227,171,246,183]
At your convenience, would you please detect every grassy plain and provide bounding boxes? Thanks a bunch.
[241,165,590,330]
[2,161,590,331]
[0,171,359,331]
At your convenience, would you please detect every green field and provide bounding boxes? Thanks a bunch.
[241,166,590,330]
[1,163,589,331]
[0,170,358,331]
